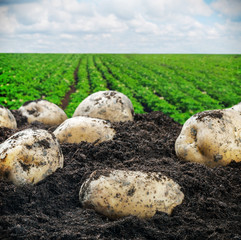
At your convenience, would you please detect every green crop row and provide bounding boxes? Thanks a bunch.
[0,53,80,109]
[97,56,183,121]
[129,54,240,107]
[87,55,108,92]
[97,54,240,122]
[100,55,217,115]
[0,53,240,124]
[125,55,222,109]
[64,56,91,117]
[93,56,145,114]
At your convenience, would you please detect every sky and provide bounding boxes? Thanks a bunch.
[0,0,241,53]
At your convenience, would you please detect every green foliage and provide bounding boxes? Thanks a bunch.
[64,56,90,117]
[1,53,240,124]
[0,53,79,109]
[93,56,145,114]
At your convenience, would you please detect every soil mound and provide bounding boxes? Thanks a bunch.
[1,111,240,240]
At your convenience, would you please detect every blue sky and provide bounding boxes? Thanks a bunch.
[0,0,240,53]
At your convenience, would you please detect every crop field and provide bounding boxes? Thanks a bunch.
[0,53,240,124]
[1,54,241,239]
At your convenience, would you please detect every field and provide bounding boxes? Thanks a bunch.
[0,54,241,239]
[1,54,240,123]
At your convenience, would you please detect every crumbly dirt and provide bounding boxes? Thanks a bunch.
[195,110,224,121]
[0,111,241,240]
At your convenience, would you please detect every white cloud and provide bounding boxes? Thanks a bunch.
[129,14,159,34]
[211,0,241,18]
[144,0,213,19]
[99,0,143,20]
[0,0,240,53]
[0,6,19,34]
[63,0,94,15]
[10,2,45,25]
[60,33,74,39]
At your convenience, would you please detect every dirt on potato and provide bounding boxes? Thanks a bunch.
[0,111,241,240]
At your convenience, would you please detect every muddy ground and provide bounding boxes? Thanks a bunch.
[0,111,241,240]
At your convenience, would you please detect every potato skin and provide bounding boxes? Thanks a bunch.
[79,170,184,219]
[0,128,64,185]
[73,91,134,122]
[175,108,241,167]
[53,116,115,144]
[231,102,241,112]
[19,99,67,126]
[0,105,17,129]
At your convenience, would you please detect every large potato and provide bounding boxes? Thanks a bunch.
[175,107,241,167]
[79,170,184,219]
[19,99,67,126]
[0,128,64,185]
[0,105,17,129]
[73,91,134,122]
[53,116,115,144]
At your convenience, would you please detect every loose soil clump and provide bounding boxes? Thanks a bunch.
[1,111,241,240]
[195,110,224,121]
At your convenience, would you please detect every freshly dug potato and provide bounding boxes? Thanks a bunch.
[79,170,184,219]
[0,128,64,185]
[19,99,67,126]
[53,116,115,144]
[73,91,134,122]
[175,107,241,167]
[0,105,17,129]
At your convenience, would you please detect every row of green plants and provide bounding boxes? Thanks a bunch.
[93,56,145,114]
[97,55,193,121]
[124,55,222,108]
[96,56,183,121]
[65,55,145,116]
[0,54,240,124]
[86,55,108,92]
[97,54,240,122]
[99,55,219,117]
[64,56,90,117]
[0,53,79,109]
[129,54,240,107]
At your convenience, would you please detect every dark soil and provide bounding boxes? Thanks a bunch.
[195,110,224,121]
[0,111,241,240]
[61,59,81,110]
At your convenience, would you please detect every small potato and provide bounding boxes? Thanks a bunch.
[0,128,64,185]
[0,105,17,129]
[175,107,241,167]
[73,91,134,122]
[79,170,184,219]
[53,116,115,144]
[19,99,67,126]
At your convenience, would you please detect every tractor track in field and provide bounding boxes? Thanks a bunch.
[61,58,81,110]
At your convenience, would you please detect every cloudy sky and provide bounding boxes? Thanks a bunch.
[0,0,241,53]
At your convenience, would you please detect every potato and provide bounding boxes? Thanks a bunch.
[73,91,134,122]
[79,170,184,219]
[53,116,115,144]
[19,99,67,126]
[0,128,64,185]
[0,105,17,129]
[175,107,241,167]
